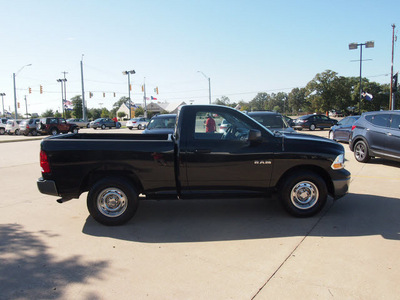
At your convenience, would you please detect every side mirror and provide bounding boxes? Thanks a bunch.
[248,129,262,143]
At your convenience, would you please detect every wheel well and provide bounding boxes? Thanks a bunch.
[276,165,334,197]
[80,170,144,196]
[350,136,369,152]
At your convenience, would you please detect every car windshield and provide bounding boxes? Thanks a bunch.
[94,118,102,122]
[147,116,176,129]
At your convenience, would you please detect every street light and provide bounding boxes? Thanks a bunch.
[57,78,67,118]
[197,71,211,104]
[349,41,374,114]
[122,70,136,119]
[0,93,5,117]
[13,64,32,118]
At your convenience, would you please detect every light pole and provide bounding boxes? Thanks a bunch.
[122,70,136,119]
[13,64,32,119]
[0,93,5,117]
[349,41,374,114]
[198,71,211,104]
[57,78,67,118]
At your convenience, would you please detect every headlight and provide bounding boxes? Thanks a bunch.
[331,154,344,170]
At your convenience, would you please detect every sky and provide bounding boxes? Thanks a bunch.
[0,0,399,116]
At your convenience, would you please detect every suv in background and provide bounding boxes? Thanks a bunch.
[247,111,295,133]
[126,117,150,130]
[349,110,400,163]
[5,119,22,135]
[293,114,338,131]
[37,117,79,135]
[19,118,41,136]
[0,118,8,135]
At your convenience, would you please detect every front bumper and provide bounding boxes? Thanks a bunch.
[332,169,351,200]
[37,178,59,196]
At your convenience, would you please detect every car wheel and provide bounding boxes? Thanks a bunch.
[109,127,112,129]
[354,140,371,163]
[72,127,79,134]
[0,128,5,135]
[87,124,90,128]
[51,128,58,136]
[309,124,316,131]
[31,129,38,136]
[138,124,142,130]
[280,171,327,217]
[87,177,139,226]
[101,124,106,130]
[128,127,132,130]
[329,131,335,141]
[15,129,20,135]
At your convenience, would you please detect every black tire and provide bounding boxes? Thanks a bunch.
[87,177,139,226]
[309,124,316,131]
[31,129,37,136]
[0,128,4,135]
[280,171,327,217]
[50,128,58,135]
[71,127,79,134]
[138,124,142,130]
[128,127,132,130]
[101,124,106,130]
[354,140,371,163]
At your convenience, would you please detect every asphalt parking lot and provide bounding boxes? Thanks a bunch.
[0,128,399,299]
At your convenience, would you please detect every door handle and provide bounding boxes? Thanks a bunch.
[194,149,211,154]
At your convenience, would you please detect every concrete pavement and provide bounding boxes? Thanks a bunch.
[0,130,399,299]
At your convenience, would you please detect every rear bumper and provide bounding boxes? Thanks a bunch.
[37,178,59,196]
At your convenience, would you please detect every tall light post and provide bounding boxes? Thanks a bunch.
[13,64,32,119]
[122,70,136,119]
[57,78,67,118]
[197,71,211,104]
[0,93,5,117]
[349,41,374,114]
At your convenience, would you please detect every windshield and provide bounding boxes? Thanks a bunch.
[147,116,176,129]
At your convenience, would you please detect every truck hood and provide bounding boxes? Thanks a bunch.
[278,132,344,155]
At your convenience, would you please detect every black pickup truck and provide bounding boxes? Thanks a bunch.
[37,105,350,225]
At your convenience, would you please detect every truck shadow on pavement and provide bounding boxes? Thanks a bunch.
[82,193,400,243]
[0,223,108,299]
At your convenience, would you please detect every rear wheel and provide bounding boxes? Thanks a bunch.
[329,131,335,140]
[354,140,370,163]
[138,124,142,130]
[87,177,139,226]
[101,124,106,130]
[0,128,5,135]
[51,128,58,135]
[71,127,79,134]
[280,171,327,217]
[309,124,316,131]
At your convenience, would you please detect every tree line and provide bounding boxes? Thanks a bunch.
[39,69,398,120]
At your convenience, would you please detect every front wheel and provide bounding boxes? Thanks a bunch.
[87,177,139,226]
[329,131,335,141]
[101,124,106,130]
[138,124,142,130]
[280,171,327,217]
[309,124,316,131]
[51,128,58,136]
[71,127,79,134]
[354,140,370,163]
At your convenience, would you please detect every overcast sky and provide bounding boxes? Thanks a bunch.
[0,0,399,115]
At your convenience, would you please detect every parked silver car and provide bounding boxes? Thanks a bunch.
[67,118,90,128]
[19,118,41,136]
[126,117,150,130]
[5,119,22,135]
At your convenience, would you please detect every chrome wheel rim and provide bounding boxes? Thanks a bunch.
[290,181,319,210]
[97,188,128,218]
[355,143,366,161]
[329,131,334,140]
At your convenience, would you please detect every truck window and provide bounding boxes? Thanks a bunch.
[194,110,251,141]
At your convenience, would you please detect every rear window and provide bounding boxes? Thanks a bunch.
[365,114,390,127]
[391,114,400,130]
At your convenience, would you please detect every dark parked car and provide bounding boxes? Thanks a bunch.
[37,118,79,135]
[349,110,400,163]
[293,114,338,131]
[329,115,360,142]
[248,111,295,133]
[142,114,176,134]
[90,118,117,130]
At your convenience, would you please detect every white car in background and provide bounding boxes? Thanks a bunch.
[5,119,22,135]
[126,117,150,130]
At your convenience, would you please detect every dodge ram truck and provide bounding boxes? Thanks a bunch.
[37,105,350,225]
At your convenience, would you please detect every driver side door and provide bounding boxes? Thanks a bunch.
[181,108,276,196]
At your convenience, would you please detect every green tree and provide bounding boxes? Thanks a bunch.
[134,107,144,117]
[306,70,339,113]
[288,88,306,114]
[101,108,110,118]
[117,112,126,120]
[42,109,54,117]
[71,95,83,119]
[54,111,62,118]
[249,93,269,111]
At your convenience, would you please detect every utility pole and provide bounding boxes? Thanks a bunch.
[143,78,147,118]
[390,24,396,110]
[62,71,68,113]
[0,93,5,117]
[81,55,87,121]
[57,79,67,118]
[24,95,28,118]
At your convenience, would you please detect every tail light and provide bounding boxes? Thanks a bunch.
[40,150,51,173]
[351,125,356,131]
